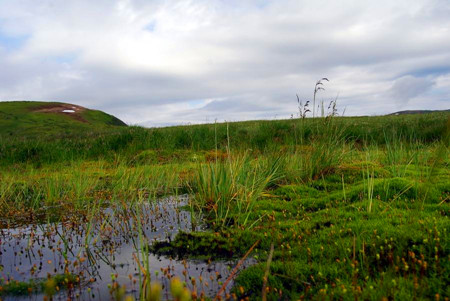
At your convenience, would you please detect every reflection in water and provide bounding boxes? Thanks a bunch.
[0,195,253,300]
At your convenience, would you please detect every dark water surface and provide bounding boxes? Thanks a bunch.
[0,196,253,300]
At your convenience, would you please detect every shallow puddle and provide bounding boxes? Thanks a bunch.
[0,195,253,300]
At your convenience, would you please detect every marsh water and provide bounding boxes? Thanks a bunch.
[0,196,253,300]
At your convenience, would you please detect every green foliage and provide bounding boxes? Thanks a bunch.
[0,273,78,296]
[151,231,258,259]
[0,161,185,217]
[232,198,449,300]
[189,153,283,228]
[273,184,320,201]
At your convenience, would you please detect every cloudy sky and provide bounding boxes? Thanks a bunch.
[0,0,449,126]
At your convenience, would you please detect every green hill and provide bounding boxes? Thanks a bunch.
[0,101,126,138]
[388,109,450,115]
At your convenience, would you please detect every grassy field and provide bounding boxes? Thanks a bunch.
[0,102,448,300]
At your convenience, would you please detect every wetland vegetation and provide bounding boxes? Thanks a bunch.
[0,101,448,300]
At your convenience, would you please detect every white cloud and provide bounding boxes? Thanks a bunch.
[0,0,449,126]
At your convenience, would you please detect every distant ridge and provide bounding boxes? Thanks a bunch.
[388,109,450,116]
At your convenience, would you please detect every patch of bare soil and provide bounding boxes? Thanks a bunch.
[33,103,88,123]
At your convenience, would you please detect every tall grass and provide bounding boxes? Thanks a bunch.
[0,161,186,221]
[0,113,447,167]
[189,153,282,228]
[285,111,348,182]
[363,158,375,213]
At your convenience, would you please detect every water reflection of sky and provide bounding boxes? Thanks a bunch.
[1,196,254,300]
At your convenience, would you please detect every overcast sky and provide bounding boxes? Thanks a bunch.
[0,0,449,126]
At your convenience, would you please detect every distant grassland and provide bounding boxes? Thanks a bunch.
[1,110,448,167]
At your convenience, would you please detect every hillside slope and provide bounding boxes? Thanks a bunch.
[388,109,450,115]
[0,101,126,137]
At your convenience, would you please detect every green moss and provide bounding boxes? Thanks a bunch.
[0,279,39,295]
[0,273,78,296]
[324,177,442,205]
[273,185,320,201]
[233,204,449,300]
[151,230,261,259]
[233,263,287,300]
[337,161,391,182]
